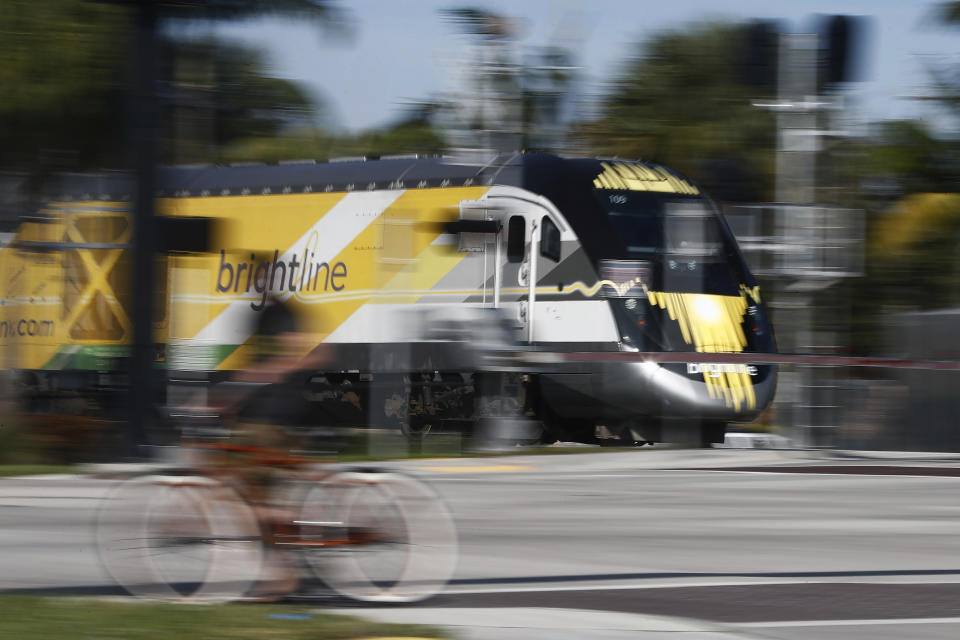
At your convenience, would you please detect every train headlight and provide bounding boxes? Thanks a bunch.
[692,295,721,324]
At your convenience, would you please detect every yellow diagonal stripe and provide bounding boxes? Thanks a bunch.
[646,290,755,411]
[161,192,348,359]
[217,187,487,369]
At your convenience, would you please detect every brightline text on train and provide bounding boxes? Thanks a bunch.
[686,363,759,378]
[217,249,348,310]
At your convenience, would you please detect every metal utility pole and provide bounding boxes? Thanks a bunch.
[777,34,817,448]
[736,20,866,449]
[128,0,160,457]
[775,34,819,206]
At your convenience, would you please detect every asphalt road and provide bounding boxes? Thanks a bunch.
[3,448,960,639]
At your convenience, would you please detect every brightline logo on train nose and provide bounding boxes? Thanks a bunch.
[686,363,758,378]
[217,250,348,310]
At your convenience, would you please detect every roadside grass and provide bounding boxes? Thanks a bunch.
[0,434,643,478]
[333,432,648,463]
[0,464,76,477]
[0,596,447,640]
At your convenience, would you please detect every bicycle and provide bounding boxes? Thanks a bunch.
[95,442,459,603]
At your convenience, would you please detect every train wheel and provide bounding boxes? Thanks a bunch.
[544,420,594,445]
[700,422,727,448]
[538,404,595,445]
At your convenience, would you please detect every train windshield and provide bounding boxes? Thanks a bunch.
[597,190,746,294]
[605,194,722,259]
[595,189,769,353]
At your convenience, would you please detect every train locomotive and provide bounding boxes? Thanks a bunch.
[0,152,776,446]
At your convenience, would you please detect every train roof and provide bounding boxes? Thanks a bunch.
[37,153,699,202]
[41,153,525,200]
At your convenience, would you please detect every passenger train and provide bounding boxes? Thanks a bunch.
[0,152,776,446]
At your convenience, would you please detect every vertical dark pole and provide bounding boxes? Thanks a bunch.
[129,0,158,458]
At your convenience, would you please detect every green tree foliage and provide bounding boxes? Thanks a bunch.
[920,2,960,124]
[0,0,347,174]
[853,0,960,314]
[860,120,958,195]
[439,7,518,39]
[862,193,960,331]
[166,38,319,163]
[219,111,447,164]
[935,1,960,25]
[161,0,349,31]
[856,120,960,318]
[0,0,133,171]
[585,21,777,202]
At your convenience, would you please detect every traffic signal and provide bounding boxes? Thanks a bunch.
[819,14,867,89]
[739,20,780,91]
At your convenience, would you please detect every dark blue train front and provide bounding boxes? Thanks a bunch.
[521,154,777,446]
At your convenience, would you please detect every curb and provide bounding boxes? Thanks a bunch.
[325,607,758,639]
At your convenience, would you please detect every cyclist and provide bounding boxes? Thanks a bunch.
[209,297,331,600]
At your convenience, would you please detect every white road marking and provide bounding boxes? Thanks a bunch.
[443,576,960,596]
[739,617,960,628]
[690,469,960,479]
[326,607,722,633]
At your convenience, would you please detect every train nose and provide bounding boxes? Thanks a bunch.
[629,360,777,421]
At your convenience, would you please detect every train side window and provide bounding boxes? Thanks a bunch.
[540,216,561,262]
[507,215,525,263]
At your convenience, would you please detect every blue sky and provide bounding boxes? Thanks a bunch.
[216,0,958,133]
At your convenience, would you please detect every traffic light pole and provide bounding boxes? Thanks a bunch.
[769,33,821,448]
[128,0,159,458]
[774,33,819,206]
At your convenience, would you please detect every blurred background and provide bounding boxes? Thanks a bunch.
[1,0,960,465]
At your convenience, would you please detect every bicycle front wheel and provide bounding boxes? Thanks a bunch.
[298,470,458,603]
[96,475,264,602]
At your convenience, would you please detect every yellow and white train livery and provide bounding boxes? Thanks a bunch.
[0,153,776,445]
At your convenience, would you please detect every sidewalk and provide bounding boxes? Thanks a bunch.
[72,445,960,480]
[326,607,758,640]
[822,449,960,462]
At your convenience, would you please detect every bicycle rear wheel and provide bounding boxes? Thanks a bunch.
[298,470,458,603]
[96,475,264,602]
